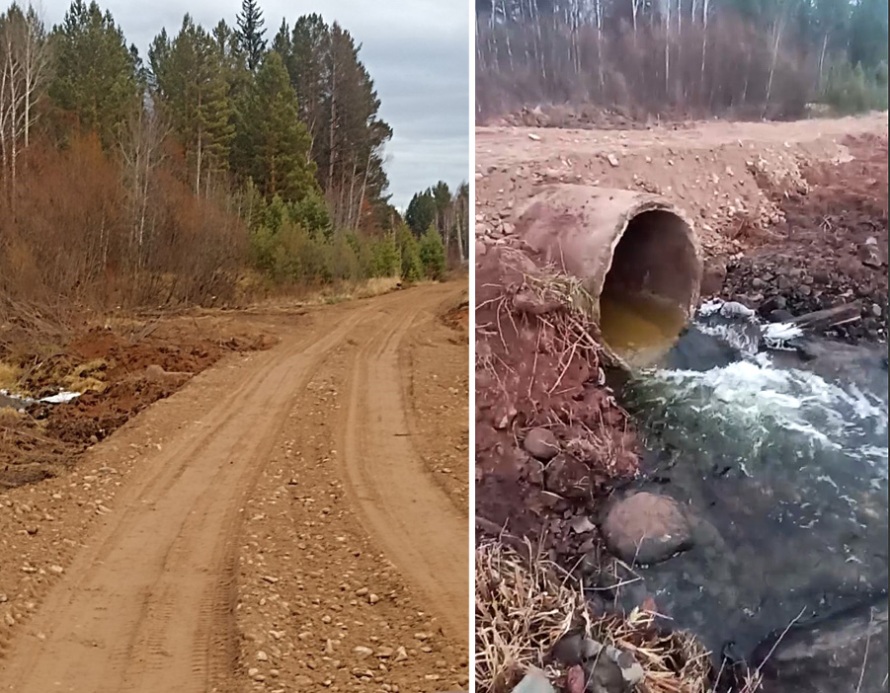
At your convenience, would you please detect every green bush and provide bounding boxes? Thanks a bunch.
[419,224,446,280]
[821,60,889,114]
[371,232,400,277]
[397,225,423,281]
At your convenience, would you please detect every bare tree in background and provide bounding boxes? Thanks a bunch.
[0,3,50,205]
[118,99,169,271]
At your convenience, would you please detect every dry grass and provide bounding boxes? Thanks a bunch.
[476,540,765,693]
[295,276,405,306]
[0,361,20,391]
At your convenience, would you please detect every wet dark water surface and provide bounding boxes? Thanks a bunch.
[610,312,888,686]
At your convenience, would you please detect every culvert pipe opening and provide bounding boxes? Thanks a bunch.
[515,186,703,367]
[599,209,701,363]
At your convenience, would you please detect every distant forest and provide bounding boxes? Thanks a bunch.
[476,0,888,121]
[0,0,467,312]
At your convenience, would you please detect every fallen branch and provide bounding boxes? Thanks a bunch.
[790,302,861,331]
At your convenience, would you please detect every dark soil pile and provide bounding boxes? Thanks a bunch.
[0,318,276,490]
[475,244,639,560]
[723,135,888,342]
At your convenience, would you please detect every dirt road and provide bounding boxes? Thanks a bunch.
[0,282,469,693]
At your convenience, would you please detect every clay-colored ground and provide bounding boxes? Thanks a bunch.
[0,281,469,693]
[476,112,888,255]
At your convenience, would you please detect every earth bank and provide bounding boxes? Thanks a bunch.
[474,115,889,692]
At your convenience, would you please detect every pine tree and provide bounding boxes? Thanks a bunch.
[396,223,422,282]
[405,189,436,236]
[235,0,266,72]
[149,15,235,194]
[419,224,446,280]
[237,51,317,203]
[275,16,392,229]
[49,0,139,146]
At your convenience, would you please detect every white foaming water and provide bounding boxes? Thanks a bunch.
[648,353,887,463]
[638,304,889,472]
[697,299,803,352]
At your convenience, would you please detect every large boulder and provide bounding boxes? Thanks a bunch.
[599,492,693,565]
[752,594,888,693]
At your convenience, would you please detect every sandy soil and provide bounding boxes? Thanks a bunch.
[0,281,469,693]
[476,112,888,255]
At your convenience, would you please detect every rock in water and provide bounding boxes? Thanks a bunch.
[600,492,693,565]
[752,595,888,693]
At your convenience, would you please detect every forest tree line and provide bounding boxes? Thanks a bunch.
[0,0,467,313]
[476,0,888,121]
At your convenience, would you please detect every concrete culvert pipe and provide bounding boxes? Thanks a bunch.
[514,184,703,365]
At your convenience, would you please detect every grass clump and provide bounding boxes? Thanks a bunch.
[475,540,763,693]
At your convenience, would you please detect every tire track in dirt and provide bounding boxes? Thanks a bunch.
[0,284,466,693]
[338,288,469,642]
[233,282,469,692]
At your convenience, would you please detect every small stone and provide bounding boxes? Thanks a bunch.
[584,655,624,692]
[394,646,408,662]
[377,646,394,658]
[551,633,603,665]
[544,454,595,500]
[528,133,541,141]
[368,593,380,604]
[256,651,269,662]
[511,668,556,693]
[569,516,595,535]
[616,651,645,684]
[49,565,64,575]
[355,587,369,597]
[859,242,884,269]
[354,646,374,659]
[606,154,619,167]
[523,428,559,461]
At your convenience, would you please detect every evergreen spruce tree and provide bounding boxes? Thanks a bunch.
[235,0,266,71]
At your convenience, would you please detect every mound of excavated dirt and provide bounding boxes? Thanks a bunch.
[475,244,638,558]
[475,113,887,259]
[723,135,888,342]
[0,317,277,490]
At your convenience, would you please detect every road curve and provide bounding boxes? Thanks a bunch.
[0,283,468,693]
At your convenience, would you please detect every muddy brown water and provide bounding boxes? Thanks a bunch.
[602,308,888,685]
[598,294,688,367]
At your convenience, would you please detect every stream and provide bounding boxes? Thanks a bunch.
[609,305,888,690]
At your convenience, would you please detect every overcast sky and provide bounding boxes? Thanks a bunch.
[42,0,470,209]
